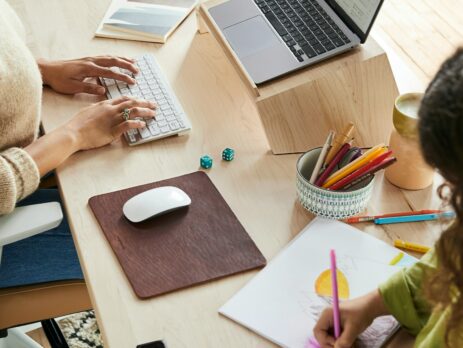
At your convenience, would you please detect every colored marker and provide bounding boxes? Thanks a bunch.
[322,144,387,188]
[344,209,444,223]
[330,249,341,339]
[315,142,351,187]
[339,147,362,168]
[324,122,355,166]
[394,240,430,254]
[389,252,404,265]
[338,173,374,191]
[306,336,321,348]
[374,211,456,225]
[310,131,335,184]
[329,153,395,190]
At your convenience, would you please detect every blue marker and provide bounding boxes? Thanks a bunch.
[374,211,456,225]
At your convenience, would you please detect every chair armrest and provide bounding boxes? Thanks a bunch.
[0,202,63,247]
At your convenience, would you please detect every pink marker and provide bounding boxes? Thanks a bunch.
[306,336,321,348]
[330,249,341,339]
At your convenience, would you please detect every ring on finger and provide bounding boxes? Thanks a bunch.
[121,108,131,121]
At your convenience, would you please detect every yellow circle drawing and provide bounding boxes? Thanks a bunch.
[314,269,350,300]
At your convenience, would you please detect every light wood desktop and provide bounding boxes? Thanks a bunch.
[11,0,444,347]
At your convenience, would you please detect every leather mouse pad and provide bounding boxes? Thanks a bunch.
[88,171,266,299]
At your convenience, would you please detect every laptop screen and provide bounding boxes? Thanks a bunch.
[334,0,381,32]
[327,0,383,42]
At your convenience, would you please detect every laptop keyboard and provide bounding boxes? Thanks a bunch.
[254,0,351,62]
[100,54,191,146]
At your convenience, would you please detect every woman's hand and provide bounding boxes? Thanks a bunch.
[26,96,156,176]
[38,56,139,95]
[65,96,156,151]
[313,290,390,348]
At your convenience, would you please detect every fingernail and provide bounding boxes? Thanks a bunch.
[139,121,146,126]
[130,78,136,84]
[98,87,106,95]
[150,102,157,108]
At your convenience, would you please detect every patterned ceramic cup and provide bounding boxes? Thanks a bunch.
[296,147,375,219]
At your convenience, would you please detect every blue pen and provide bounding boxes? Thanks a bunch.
[374,211,456,225]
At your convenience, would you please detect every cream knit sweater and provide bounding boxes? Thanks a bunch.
[0,0,42,214]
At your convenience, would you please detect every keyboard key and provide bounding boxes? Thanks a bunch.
[333,38,345,47]
[312,43,326,55]
[138,127,151,139]
[169,121,180,130]
[301,44,316,58]
[324,42,335,51]
[160,126,170,133]
[148,125,160,136]
[128,133,137,143]
[265,13,287,36]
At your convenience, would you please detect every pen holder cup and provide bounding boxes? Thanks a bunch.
[296,148,375,219]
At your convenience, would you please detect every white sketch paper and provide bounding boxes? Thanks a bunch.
[219,219,413,348]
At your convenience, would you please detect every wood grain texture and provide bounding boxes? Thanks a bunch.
[8,0,458,346]
[198,4,399,154]
[88,172,266,299]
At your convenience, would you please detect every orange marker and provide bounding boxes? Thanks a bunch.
[324,122,355,166]
[322,144,387,188]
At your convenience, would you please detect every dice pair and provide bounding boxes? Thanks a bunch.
[200,148,235,169]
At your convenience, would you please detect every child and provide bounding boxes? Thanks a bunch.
[314,48,463,348]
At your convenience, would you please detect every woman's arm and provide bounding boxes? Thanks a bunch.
[25,96,155,176]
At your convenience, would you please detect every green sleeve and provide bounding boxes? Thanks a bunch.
[378,250,436,335]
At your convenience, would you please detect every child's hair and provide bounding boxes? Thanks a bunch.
[419,48,463,345]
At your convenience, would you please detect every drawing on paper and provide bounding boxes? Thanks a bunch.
[299,292,398,348]
[314,269,350,299]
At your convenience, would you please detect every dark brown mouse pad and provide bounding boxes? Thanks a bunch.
[88,171,266,299]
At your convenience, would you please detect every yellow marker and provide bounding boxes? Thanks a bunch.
[322,144,386,188]
[324,122,355,166]
[389,252,404,265]
[394,239,430,254]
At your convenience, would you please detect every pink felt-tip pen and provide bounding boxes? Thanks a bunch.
[330,249,341,339]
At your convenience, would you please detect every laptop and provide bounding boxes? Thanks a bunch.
[209,0,384,84]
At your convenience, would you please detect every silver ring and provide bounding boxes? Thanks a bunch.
[122,108,130,121]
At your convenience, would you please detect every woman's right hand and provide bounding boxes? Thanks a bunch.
[313,290,390,348]
[65,96,156,151]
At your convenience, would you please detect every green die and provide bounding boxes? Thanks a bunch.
[200,155,213,169]
[222,148,235,161]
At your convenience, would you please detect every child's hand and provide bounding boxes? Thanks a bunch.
[313,289,390,348]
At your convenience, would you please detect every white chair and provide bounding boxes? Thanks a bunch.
[0,202,92,348]
[0,202,63,265]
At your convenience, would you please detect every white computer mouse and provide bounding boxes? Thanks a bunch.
[122,186,191,223]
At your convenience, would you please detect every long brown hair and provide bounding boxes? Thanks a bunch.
[419,48,463,345]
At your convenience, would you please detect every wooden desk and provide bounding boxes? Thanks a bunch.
[11,0,444,347]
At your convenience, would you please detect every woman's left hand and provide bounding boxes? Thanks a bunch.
[38,55,139,95]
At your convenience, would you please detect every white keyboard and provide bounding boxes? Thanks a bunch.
[100,54,192,146]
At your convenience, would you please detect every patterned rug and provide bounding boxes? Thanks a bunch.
[58,311,103,348]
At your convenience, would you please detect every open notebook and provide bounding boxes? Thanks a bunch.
[96,0,196,43]
[219,218,417,348]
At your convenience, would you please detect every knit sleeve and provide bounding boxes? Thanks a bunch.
[0,147,40,215]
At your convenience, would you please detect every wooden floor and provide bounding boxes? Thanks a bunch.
[373,0,463,90]
[23,1,463,347]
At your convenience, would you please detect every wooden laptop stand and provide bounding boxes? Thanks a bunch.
[197,2,399,154]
